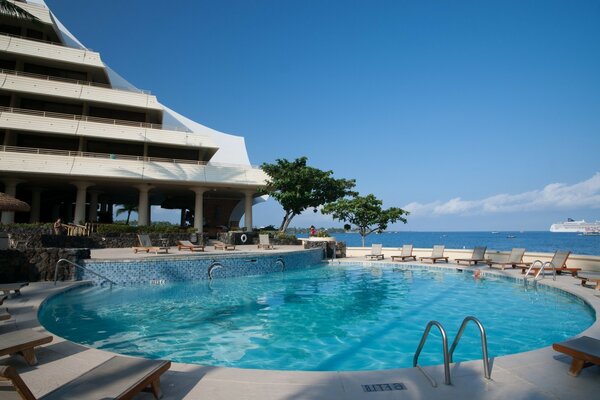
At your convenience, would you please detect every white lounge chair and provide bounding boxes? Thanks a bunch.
[419,245,449,263]
[0,329,53,365]
[133,234,169,254]
[365,244,384,260]
[177,240,204,252]
[0,282,28,296]
[258,234,274,250]
[391,244,416,262]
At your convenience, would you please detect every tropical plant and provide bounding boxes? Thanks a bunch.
[322,194,409,247]
[0,0,39,21]
[115,204,138,225]
[260,157,356,232]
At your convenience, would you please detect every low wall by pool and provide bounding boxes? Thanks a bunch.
[81,248,324,285]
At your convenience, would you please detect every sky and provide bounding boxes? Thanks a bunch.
[44,0,600,231]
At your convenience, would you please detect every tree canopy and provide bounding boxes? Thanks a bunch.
[0,1,39,22]
[260,157,356,232]
[322,194,409,247]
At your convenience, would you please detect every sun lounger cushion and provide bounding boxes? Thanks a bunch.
[0,329,53,365]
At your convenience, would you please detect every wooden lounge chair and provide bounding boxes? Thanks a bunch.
[487,248,530,270]
[552,336,600,376]
[0,356,171,399]
[365,244,384,260]
[133,234,169,254]
[177,240,204,252]
[576,272,600,291]
[419,245,449,263]
[0,282,29,296]
[391,244,417,262]
[0,330,53,365]
[455,246,490,266]
[214,240,235,250]
[257,234,274,250]
[520,250,580,276]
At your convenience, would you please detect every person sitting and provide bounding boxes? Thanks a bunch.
[53,218,65,235]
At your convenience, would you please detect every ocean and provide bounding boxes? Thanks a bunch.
[301,231,600,256]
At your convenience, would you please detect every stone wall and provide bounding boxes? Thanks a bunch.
[0,248,90,283]
[303,240,346,258]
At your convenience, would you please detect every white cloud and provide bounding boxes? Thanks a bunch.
[405,172,600,217]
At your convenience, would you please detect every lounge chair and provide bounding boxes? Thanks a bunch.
[391,244,417,262]
[419,245,449,263]
[214,240,235,250]
[133,234,169,254]
[0,295,9,321]
[576,272,600,291]
[455,246,490,266]
[486,248,530,270]
[0,329,53,365]
[0,282,28,296]
[520,250,580,276]
[177,240,204,252]
[365,244,384,260]
[552,336,600,376]
[257,234,274,250]
[0,355,171,399]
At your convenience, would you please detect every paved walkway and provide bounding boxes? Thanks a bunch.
[1,255,600,399]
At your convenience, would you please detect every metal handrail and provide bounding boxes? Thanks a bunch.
[449,316,491,379]
[413,320,451,385]
[524,260,556,281]
[54,258,116,287]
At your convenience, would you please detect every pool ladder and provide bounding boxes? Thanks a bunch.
[523,260,556,286]
[54,258,117,288]
[413,316,491,387]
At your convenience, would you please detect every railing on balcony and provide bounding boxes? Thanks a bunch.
[0,67,151,94]
[0,145,262,169]
[0,105,192,133]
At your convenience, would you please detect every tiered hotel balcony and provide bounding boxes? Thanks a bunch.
[0,145,267,186]
[0,69,161,109]
[0,106,218,149]
[0,33,103,67]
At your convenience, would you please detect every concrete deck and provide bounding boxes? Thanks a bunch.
[1,249,600,399]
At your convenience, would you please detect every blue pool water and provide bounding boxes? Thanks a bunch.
[39,264,595,371]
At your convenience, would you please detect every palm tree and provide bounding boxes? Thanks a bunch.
[0,0,39,21]
[115,204,138,225]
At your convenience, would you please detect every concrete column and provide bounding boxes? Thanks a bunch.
[180,209,186,226]
[191,187,207,233]
[244,190,254,231]
[135,184,152,226]
[28,187,43,223]
[88,190,101,222]
[72,182,92,224]
[1,178,22,224]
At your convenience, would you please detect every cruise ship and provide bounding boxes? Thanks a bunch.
[549,219,600,233]
[0,0,267,234]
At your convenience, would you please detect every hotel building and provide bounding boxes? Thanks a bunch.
[0,0,267,234]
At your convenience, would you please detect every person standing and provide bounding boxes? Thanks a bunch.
[309,225,316,236]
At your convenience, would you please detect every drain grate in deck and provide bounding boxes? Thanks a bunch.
[362,383,406,392]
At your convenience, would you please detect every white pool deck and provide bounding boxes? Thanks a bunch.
[1,246,599,399]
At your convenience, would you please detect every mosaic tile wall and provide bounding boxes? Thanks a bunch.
[81,249,324,285]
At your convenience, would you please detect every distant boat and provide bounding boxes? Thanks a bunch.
[550,219,600,233]
[491,231,499,234]
[506,235,516,239]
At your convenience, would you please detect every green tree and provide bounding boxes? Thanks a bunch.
[261,157,356,232]
[115,204,138,225]
[0,1,39,21]
[322,194,409,247]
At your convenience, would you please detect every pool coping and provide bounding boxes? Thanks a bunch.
[2,257,600,399]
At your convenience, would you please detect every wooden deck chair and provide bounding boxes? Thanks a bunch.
[133,234,169,254]
[487,248,530,270]
[213,240,235,250]
[0,356,171,399]
[0,282,29,297]
[419,245,449,263]
[0,330,53,365]
[391,244,416,262]
[520,250,580,276]
[177,240,204,252]
[365,244,384,260]
[258,234,274,249]
[455,246,490,266]
[576,272,600,291]
[552,336,600,376]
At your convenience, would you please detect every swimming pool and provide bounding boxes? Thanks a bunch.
[39,263,595,371]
